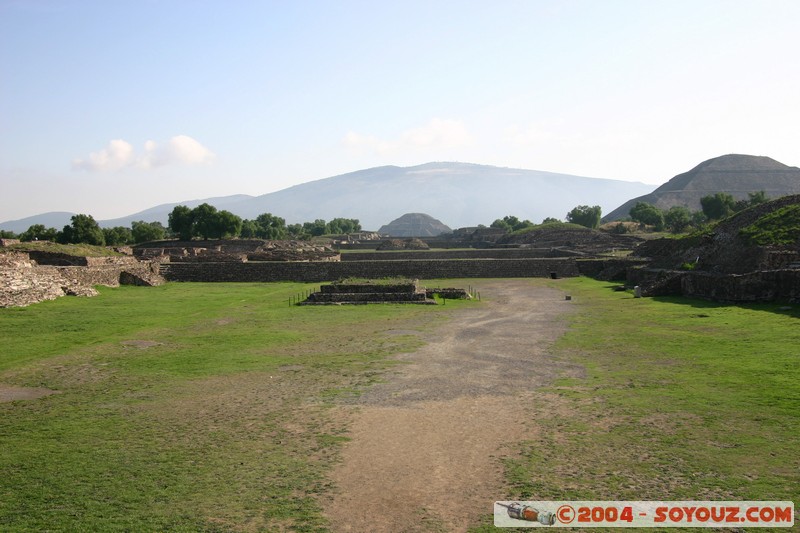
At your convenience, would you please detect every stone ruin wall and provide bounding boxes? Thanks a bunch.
[627,266,800,303]
[340,248,578,261]
[0,251,164,307]
[680,270,800,303]
[159,258,583,282]
[27,252,142,267]
[761,250,800,270]
[134,239,339,263]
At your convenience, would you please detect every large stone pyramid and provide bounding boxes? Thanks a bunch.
[605,154,800,221]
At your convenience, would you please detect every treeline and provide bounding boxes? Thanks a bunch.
[1,202,361,246]
[490,205,602,231]
[166,204,360,241]
[624,191,768,233]
[3,216,168,246]
[485,192,770,236]
[489,214,566,232]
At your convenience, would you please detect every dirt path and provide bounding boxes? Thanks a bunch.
[324,280,582,532]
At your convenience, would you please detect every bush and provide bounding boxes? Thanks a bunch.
[739,204,800,245]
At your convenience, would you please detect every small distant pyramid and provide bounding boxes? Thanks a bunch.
[378,213,452,237]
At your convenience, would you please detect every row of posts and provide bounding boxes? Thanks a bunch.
[289,287,320,306]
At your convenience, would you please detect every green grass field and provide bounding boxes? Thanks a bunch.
[491,277,799,527]
[2,279,798,531]
[0,282,462,532]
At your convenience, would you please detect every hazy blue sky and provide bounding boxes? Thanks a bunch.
[2,0,799,221]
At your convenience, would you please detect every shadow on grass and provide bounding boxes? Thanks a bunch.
[600,283,799,319]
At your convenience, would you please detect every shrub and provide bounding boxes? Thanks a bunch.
[739,204,800,245]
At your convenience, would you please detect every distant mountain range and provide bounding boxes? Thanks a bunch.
[0,162,652,233]
[604,154,800,221]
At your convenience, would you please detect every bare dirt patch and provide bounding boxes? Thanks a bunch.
[0,384,60,402]
[324,280,581,532]
[121,340,163,349]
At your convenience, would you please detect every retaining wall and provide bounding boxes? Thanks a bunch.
[54,263,160,287]
[160,258,580,282]
[1,260,164,307]
[627,267,800,303]
[340,248,570,261]
[576,258,650,280]
[681,269,800,303]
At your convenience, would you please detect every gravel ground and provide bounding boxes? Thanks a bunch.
[324,279,583,532]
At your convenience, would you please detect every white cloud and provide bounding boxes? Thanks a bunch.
[71,139,135,172]
[139,135,215,169]
[72,135,215,172]
[343,118,473,156]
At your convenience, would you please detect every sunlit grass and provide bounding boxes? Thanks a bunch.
[500,277,799,505]
[0,282,473,531]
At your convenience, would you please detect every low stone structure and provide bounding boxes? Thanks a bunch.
[302,280,436,305]
[0,251,164,308]
[376,238,429,251]
[134,239,339,262]
[425,287,471,299]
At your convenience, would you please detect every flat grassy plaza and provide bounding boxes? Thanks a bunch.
[1,279,797,531]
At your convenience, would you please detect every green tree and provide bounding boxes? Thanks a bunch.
[566,205,602,229]
[191,203,218,239]
[302,219,327,237]
[512,219,534,231]
[747,190,768,206]
[490,215,534,232]
[103,226,133,246]
[211,210,242,238]
[168,205,195,240]
[700,193,736,220]
[131,221,166,243]
[254,213,287,239]
[490,218,512,232]
[0,229,15,238]
[19,224,58,242]
[663,206,691,233]
[691,210,708,227]
[240,219,259,238]
[327,218,361,234]
[58,214,105,245]
[286,223,308,240]
[629,202,665,230]
[541,217,561,224]
[735,190,769,211]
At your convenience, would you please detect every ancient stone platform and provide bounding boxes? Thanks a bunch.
[301,280,436,305]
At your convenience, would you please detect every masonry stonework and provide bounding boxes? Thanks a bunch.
[160,258,581,282]
[627,267,800,303]
[0,256,165,308]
